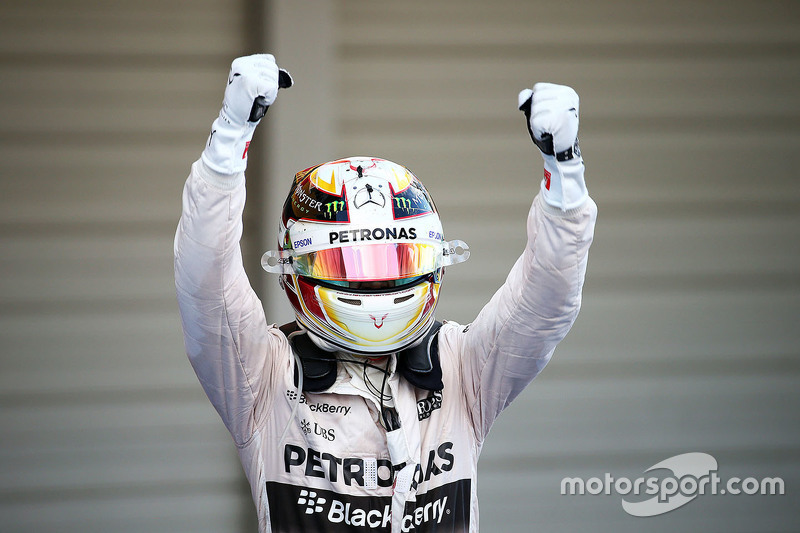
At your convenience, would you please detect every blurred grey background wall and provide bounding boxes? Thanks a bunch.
[1,0,798,531]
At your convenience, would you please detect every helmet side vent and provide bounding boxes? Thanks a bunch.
[337,297,362,306]
[393,294,415,304]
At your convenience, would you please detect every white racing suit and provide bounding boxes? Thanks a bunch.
[174,159,597,532]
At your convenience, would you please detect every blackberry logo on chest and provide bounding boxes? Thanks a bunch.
[286,390,352,416]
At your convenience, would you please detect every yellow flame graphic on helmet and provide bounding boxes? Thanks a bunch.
[309,166,340,195]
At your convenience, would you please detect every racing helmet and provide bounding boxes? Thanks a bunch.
[262,157,469,354]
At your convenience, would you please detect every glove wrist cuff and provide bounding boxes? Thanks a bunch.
[553,139,580,162]
[531,133,580,162]
[201,113,257,175]
[541,155,588,212]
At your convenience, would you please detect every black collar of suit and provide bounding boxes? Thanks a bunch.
[280,321,444,393]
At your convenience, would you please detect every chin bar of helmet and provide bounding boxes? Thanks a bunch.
[260,239,471,275]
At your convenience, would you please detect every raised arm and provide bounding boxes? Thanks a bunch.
[447,83,598,440]
[174,55,292,444]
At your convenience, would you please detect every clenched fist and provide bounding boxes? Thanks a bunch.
[519,82,587,211]
[202,54,292,175]
[518,82,580,160]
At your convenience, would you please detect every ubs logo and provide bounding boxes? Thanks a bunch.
[301,419,336,441]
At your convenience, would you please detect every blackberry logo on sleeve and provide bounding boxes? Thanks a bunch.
[266,479,471,532]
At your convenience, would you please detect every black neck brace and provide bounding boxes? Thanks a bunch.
[281,321,444,393]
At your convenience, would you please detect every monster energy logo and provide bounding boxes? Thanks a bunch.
[394,197,412,209]
[324,201,345,217]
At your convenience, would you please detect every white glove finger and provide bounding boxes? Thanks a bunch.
[255,53,275,63]
[249,64,278,88]
[531,106,557,126]
[230,56,253,71]
[533,87,569,109]
[231,55,276,79]
[532,96,562,115]
[534,81,576,98]
[532,83,560,98]
[253,60,277,73]
[257,77,280,103]
[533,82,560,92]
[238,52,273,63]
[534,84,578,106]
[255,72,278,92]
[556,88,579,113]
[532,116,557,141]
[257,64,279,80]
[532,84,562,99]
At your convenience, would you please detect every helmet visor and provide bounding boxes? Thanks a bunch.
[262,239,469,278]
[295,242,439,282]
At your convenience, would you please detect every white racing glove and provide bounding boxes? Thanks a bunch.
[518,83,588,211]
[202,54,293,175]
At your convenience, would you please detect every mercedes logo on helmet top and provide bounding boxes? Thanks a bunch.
[353,183,386,209]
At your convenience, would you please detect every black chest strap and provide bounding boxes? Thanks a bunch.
[281,321,444,393]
